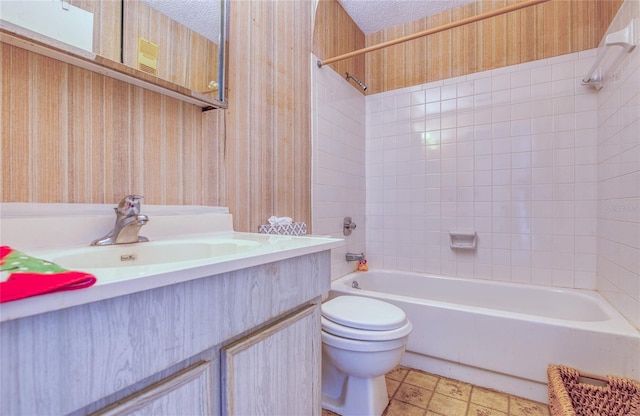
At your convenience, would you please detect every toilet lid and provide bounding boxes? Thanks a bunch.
[321,296,408,331]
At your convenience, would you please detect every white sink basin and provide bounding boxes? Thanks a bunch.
[49,240,261,269]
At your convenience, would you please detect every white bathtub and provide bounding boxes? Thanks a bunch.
[329,270,640,402]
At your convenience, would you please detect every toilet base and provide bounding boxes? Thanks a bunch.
[321,372,389,416]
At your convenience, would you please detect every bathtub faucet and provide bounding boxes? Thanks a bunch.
[345,252,365,262]
[91,195,149,246]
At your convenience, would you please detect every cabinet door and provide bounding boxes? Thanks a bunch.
[94,361,214,415]
[222,304,321,416]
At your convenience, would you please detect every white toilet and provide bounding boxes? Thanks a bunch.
[321,295,413,416]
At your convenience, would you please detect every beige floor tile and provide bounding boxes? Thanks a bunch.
[404,369,440,390]
[386,365,410,382]
[468,403,508,416]
[394,383,433,409]
[428,392,469,416]
[509,396,550,416]
[324,366,550,416]
[435,377,473,401]
[470,386,509,413]
[383,399,426,416]
[386,378,401,398]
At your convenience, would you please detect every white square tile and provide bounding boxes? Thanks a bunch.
[511,70,531,88]
[492,73,511,91]
[531,65,552,84]
[474,77,492,94]
[457,82,475,97]
[552,60,575,81]
[411,90,426,105]
[358,46,638,297]
[441,84,457,100]
[425,87,441,103]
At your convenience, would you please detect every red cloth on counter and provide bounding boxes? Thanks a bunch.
[0,246,96,303]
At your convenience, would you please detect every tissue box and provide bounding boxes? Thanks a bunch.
[258,222,307,236]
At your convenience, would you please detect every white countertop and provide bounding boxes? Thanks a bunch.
[0,203,343,322]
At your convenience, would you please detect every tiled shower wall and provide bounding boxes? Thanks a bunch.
[312,56,366,279]
[313,1,638,328]
[365,50,602,289]
[596,0,640,328]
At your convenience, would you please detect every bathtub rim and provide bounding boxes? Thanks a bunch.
[331,269,640,338]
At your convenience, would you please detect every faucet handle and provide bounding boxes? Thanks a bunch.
[116,195,144,216]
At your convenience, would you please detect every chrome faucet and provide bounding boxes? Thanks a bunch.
[345,252,365,262]
[91,195,149,246]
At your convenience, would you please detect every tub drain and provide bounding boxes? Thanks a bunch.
[351,280,360,289]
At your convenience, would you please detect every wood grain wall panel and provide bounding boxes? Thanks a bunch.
[550,0,569,57]
[426,10,453,83]
[312,0,366,94]
[505,2,522,67]
[452,3,478,77]
[225,0,312,232]
[385,25,406,92]
[365,31,385,93]
[33,52,67,202]
[107,78,134,200]
[275,0,294,219]
[293,0,312,222]
[201,109,224,207]
[3,0,310,232]
[0,43,222,206]
[404,18,429,87]
[359,0,624,95]
[520,2,539,62]
[2,44,31,202]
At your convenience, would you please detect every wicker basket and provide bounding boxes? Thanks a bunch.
[547,365,640,416]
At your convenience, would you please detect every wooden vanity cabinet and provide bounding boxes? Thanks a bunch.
[222,304,321,416]
[0,251,330,416]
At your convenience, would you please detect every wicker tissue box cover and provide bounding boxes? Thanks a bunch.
[547,365,640,416]
[258,222,307,236]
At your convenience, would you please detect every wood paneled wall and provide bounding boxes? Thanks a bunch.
[0,43,224,206]
[1,0,312,233]
[223,0,312,233]
[1,0,624,234]
[312,0,365,93]
[364,0,624,94]
[313,0,624,95]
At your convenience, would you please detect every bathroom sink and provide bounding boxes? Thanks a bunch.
[49,240,261,269]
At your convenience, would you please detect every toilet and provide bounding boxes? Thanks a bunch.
[321,296,413,416]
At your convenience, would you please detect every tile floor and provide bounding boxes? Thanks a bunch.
[322,365,550,416]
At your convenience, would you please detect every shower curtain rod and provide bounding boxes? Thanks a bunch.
[317,0,551,68]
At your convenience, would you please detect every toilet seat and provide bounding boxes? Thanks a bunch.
[321,316,413,341]
[321,296,412,341]
[321,327,410,352]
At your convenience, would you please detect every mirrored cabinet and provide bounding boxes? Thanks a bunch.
[0,0,228,110]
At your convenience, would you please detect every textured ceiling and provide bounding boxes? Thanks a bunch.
[140,0,475,44]
[337,0,476,34]
[140,0,220,43]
